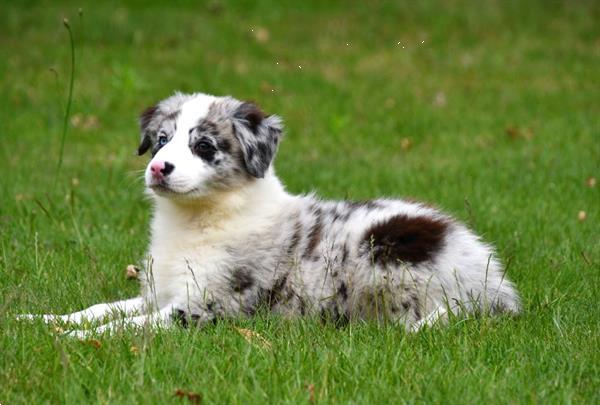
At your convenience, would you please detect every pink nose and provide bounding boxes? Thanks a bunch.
[150,160,175,179]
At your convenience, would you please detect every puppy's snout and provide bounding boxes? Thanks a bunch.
[150,161,175,179]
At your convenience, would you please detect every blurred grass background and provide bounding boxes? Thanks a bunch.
[0,0,598,402]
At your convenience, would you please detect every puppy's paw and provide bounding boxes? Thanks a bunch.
[16,313,36,321]
[16,313,57,323]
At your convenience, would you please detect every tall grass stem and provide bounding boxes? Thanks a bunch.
[54,18,75,185]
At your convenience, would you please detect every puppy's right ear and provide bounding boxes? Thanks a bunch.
[137,105,158,155]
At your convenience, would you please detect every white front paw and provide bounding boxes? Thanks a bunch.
[16,314,37,321]
[16,313,55,323]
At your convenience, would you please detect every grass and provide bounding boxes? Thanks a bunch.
[1,0,598,402]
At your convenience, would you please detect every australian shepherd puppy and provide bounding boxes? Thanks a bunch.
[20,92,520,337]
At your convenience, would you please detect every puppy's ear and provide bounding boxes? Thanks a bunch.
[232,101,283,178]
[137,105,158,155]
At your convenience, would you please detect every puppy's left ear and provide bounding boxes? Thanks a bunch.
[233,102,283,178]
[137,105,158,155]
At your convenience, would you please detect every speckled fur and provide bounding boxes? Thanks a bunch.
[20,92,520,335]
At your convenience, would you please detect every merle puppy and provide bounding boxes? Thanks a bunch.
[20,92,520,336]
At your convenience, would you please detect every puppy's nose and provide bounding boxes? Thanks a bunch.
[161,162,175,175]
[150,161,175,179]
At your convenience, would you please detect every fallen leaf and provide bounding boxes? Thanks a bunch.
[174,389,202,404]
[460,52,474,67]
[70,113,83,127]
[505,126,534,140]
[505,126,520,139]
[433,91,447,107]
[71,113,99,130]
[253,26,269,43]
[400,137,412,151]
[306,383,315,402]
[86,339,102,349]
[83,115,99,130]
[126,265,139,279]
[586,177,596,188]
[207,0,223,14]
[235,327,272,350]
[260,81,273,94]
[522,127,535,140]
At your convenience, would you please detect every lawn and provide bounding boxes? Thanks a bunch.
[1,0,598,402]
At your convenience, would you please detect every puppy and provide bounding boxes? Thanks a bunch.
[20,92,520,336]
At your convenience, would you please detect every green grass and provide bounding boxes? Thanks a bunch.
[1,0,599,402]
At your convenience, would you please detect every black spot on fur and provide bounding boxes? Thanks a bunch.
[172,310,201,328]
[217,138,231,152]
[337,282,348,301]
[304,209,323,259]
[258,273,290,309]
[331,206,348,222]
[298,296,307,315]
[256,141,270,164]
[137,135,152,156]
[341,243,349,265]
[348,200,382,211]
[197,120,218,134]
[173,309,187,327]
[363,215,449,265]
[320,305,349,327]
[411,294,422,320]
[230,267,254,293]
[287,221,302,255]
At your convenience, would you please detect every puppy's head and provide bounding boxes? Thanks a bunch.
[137,92,283,200]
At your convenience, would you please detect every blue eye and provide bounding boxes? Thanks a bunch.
[158,135,169,146]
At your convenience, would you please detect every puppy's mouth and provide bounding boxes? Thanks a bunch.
[148,182,198,196]
[149,183,174,193]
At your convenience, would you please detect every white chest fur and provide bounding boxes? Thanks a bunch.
[143,173,293,307]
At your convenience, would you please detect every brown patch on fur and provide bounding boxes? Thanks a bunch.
[363,215,449,265]
[234,101,266,132]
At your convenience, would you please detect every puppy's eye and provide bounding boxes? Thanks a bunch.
[196,140,214,152]
[158,135,169,146]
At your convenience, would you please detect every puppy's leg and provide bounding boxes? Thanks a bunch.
[67,304,176,338]
[17,297,146,325]
[410,305,449,332]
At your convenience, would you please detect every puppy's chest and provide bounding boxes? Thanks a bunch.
[149,234,230,278]
[148,221,280,279]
